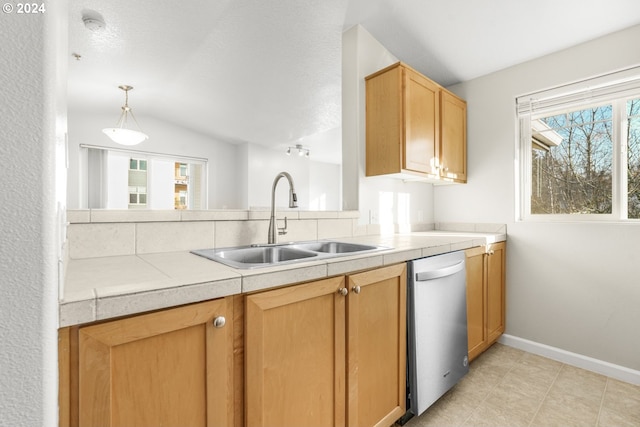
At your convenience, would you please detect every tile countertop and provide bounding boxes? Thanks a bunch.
[60,231,506,327]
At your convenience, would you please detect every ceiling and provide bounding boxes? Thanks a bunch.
[68,0,640,164]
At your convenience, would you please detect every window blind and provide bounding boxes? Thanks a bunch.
[516,65,640,117]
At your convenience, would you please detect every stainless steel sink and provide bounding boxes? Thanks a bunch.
[191,240,389,269]
[192,246,318,269]
[290,241,380,254]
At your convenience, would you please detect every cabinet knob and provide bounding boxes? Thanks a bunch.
[213,316,226,328]
[338,288,348,296]
[488,250,495,256]
[352,286,361,294]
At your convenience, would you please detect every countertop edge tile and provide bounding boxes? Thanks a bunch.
[95,278,241,320]
[326,255,384,276]
[241,264,328,293]
[59,297,96,328]
[422,245,452,257]
[450,240,476,251]
[383,248,423,265]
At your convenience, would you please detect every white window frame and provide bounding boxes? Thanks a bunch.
[516,66,640,222]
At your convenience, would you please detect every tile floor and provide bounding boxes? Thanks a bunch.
[403,343,640,427]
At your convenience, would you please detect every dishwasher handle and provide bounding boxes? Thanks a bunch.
[415,260,465,282]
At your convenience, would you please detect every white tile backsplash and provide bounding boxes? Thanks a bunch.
[317,219,354,239]
[278,219,318,243]
[214,220,268,247]
[66,209,505,260]
[67,210,90,224]
[91,209,181,223]
[68,223,136,259]
[136,221,214,254]
[435,222,507,234]
[180,210,249,221]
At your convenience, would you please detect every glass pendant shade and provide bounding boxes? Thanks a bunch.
[102,123,148,145]
[103,85,148,145]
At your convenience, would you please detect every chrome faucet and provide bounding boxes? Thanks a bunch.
[268,171,298,244]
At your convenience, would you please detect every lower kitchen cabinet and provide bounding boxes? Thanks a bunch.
[245,263,407,427]
[465,242,506,361]
[58,297,235,427]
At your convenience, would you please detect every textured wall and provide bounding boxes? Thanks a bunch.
[0,4,62,426]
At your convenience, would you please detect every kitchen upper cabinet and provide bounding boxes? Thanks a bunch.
[365,62,467,183]
[440,90,467,182]
[59,297,234,427]
[245,264,407,427]
[465,242,506,362]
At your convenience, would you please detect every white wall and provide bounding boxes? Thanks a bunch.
[309,161,341,210]
[342,25,435,228]
[244,143,341,210]
[0,2,65,425]
[435,24,640,371]
[67,112,242,209]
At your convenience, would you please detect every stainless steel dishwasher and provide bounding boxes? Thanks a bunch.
[403,250,469,421]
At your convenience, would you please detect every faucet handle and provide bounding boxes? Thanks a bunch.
[278,217,288,236]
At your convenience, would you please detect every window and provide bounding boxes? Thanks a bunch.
[128,157,148,207]
[517,68,640,221]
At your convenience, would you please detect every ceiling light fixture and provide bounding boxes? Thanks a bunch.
[102,85,149,146]
[286,144,310,158]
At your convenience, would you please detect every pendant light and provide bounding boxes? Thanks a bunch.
[102,85,149,145]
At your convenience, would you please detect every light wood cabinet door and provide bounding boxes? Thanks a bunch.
[440,90,467,182]
[465,243,506,362]
[486,242,506,343]
[78,297,234,427]
[465,246,487,361]
[365,64,403,176]
[347,263,407,427]
[245,276,347,427]
[404,68,440,175]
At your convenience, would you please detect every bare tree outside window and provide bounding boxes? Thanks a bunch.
[627,99,640,218]
[531,105,613,215]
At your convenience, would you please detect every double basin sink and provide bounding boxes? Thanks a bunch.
[191,241,388,269]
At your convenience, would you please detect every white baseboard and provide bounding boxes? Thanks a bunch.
[498,334,640,386]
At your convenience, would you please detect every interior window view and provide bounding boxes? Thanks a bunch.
[5,1,640,427]
[83,146,206,210]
